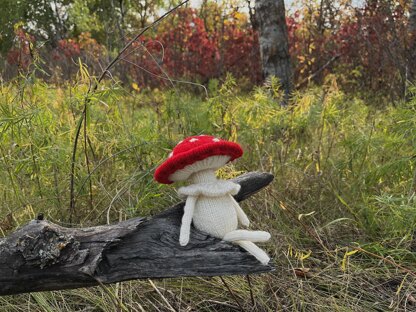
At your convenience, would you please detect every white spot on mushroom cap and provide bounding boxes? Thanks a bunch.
[189,138,199,142]
[212,138,220,142]
[168,152,173,158]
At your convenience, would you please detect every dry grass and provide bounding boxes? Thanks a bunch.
[0,74,415,311]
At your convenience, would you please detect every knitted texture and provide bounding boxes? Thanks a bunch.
[178,180,241,197]
[154,135,243,184]
[191,187,239,238]
[180,178,241,238]
[223,230,271,242]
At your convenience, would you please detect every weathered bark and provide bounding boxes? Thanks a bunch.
[0,172,274,296]
[410,0,416,32]
[255,0,293,103]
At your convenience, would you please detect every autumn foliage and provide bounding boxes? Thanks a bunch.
[124,8,261,87]
[6,27,35,70]
[3,1,414,97]
[288,0,410,97]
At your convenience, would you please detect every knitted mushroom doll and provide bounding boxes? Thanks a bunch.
[154,135,271,265]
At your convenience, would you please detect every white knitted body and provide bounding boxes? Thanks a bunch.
[175,157,271,265]
[183,193,238,238]
[179,180,240,238]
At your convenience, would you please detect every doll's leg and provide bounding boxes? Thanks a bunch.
[235,241,270,265]
[223,230,270,242]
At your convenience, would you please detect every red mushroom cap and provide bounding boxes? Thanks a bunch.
[154,135,243,184]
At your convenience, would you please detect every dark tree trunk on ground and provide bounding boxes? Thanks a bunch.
[0,172,274,296]
[255,0,293,103]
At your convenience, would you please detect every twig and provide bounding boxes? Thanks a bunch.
[68,0,190,223]
[408,155,416,198]
[69,82,92,224]
[246,275,255,308]
[83,102,94,212]
[148,279,177,312]
[296,54,340,89]
[120,57,208,96]
[354,247,416,278]
[219,276,245,312]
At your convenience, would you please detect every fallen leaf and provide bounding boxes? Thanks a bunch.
[294,267,312,278]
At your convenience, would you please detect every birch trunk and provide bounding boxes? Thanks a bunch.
[410,0,416,32]
[408,0,416,83]
[255,0,293,103]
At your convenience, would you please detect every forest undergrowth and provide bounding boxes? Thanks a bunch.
[0,72,416,311]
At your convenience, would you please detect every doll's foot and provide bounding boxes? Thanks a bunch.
[223,230,271,242]
[235,241,270,265]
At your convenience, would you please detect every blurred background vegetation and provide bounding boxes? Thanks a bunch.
[2,0,415,100]
[1,0,416,311]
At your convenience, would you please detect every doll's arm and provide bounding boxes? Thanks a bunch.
[229,195,250,227]
[179,196,197,246]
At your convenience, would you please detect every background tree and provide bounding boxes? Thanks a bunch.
[68,0,131,51]
[0,0,70,53]
[255,0,293,102]
[411,0,416,30]
[409,0,416,83]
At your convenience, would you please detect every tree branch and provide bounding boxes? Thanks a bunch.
[0,172,274,296]
[69,0,190,223]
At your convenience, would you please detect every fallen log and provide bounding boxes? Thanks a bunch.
[0,172,274,296]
